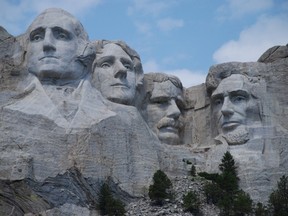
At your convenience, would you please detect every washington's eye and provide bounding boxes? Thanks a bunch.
[53,28,71,41]
[30,31,44,42]
[32,34,43,41]
[58,32,68,40]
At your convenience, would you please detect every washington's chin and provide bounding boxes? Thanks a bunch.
[158,127,180,145]
[29,63,86,82]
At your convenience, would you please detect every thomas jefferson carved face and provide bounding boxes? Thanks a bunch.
[145,80,184,145]
[211,74,260,144]
[93,43,137,105]
[26,9,87,84]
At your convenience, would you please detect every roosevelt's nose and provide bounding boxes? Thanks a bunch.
[43,29,56,52]
[167,99,181,119]
[114,61,127,79]
[221,97,234,116]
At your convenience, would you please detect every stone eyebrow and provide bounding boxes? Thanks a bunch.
[95,56,115,65]
[228,89,249,97]
[29,27,45,38]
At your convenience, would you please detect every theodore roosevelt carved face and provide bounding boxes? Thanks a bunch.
[210,74,261,145]
[92,40,143,106]
[143,73,184,145]
[25,8,90,85]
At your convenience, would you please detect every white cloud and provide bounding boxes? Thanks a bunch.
[165,69,206,88]
[134,21,153,37]
[217,0,273,19]
[213,14,288,63]
[157,18,184,31]
[143,60,206,88]
[127,0,176,17]
[0,0,102,35]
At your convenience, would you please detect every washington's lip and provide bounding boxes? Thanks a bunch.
[39,56,58,60]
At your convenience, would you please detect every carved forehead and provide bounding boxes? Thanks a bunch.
[97,43,132,60]
[212,74,251,96]
[27,8,88,40]
[150,80,183,100]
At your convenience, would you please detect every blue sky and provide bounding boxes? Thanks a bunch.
[0,0,287,87]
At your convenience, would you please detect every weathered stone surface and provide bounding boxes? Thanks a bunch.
[258,44,288,63]
[0,7,287,215]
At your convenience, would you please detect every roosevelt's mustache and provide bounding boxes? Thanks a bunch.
[157,118,184,130]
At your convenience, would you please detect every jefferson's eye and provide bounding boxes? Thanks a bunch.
[101,62,111,68]
[124,64,132,70]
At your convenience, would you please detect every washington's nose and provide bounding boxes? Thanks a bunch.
[167,100,181,119]
[114,61,127,79]
[43,29,56,52]
[221,97,234,116]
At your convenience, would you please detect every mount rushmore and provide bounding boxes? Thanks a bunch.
[0,8,287,215]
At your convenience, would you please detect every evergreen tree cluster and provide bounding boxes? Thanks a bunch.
[200,151,253,215]
[148,169,173,205]
[96,153,287,216]
[97,182,126,216]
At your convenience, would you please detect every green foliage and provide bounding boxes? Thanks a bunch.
[198,172,220,182]
[98,183,126,216]
[203,181,222,205]
[233,190,253,215]
[218,172,239,194]
[148,170,173,205]
[219,151,238,178]
[254,202,269,216]
[190,165,196,177]
[202,151,253,216]
[182,191,201,215]
[269,175,288,216]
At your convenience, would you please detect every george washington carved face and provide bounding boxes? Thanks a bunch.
[26,8,89,84]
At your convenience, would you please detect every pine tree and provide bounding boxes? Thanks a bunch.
[219,151,238,177]
[98,182,126,216]
[190,165,197,177]
[148,170,173,205]
[269,175,288,216]
[233,189,253,215]
[218,151,239,193]
[182,191,201,215]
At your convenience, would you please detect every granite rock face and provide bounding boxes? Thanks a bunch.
[0,7,287,215]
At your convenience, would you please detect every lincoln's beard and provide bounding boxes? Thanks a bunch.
[222,126,249,145]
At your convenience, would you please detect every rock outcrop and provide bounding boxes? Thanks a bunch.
[0,8,287,215]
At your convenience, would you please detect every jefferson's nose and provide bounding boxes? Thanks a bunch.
[114,61,127,79]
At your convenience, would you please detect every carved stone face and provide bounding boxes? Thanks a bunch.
[146,80,184,145]
[93,43,136,105]
[211,74,260,144]
[26,11,86,83]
